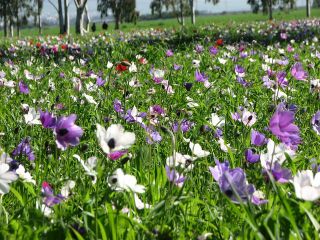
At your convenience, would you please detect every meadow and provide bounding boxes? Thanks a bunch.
[0,14,320,239]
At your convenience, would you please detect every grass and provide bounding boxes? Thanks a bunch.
[1,7,319,38]
[0,9,320,240]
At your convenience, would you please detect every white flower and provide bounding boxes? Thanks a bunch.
[189,142,210,158]
[16,165,35,185]
[0,163,18,195]
[134,194,151,210]
[153,69,165,79]
[108,168,145,193]
[293,170,320,201]
[186,97,199,108]
[217,138,233,153]
[166,152,196,170]
[83,93,98,105]
[60,180,76,198]
[218,58,227,65]
[210,113,225,128]
[24,107,41,125]
[96,124,135,154]
[192,59,200,68]
[107,61,113,69]
[73,154,97,184]
[260,139,295,168]
[241,109,257,127]
[129,62,137,73]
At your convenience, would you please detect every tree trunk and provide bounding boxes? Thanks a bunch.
[9,18,13,37]
[64,0,69,34]
[179,0,184,26]
[38,0,42,34]
[58,0,64,34]
[114,7,121,30]
[306,0,311,17]
[190,0,195,25]
[268,0,272,21]
[16,13,20,37]
[3,4,7,37]
[75,6,85,34]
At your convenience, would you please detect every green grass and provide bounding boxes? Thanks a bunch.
[1,7,319,38]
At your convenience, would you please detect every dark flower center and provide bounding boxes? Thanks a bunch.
[58,128,69,136]
[108,138,116,149]
[225,189,233,198]
[185,159,192,167]
[111,178,117,184]
[248,115,253,121]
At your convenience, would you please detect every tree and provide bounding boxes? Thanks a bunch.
[97,0,137,30]
[306,0,311,17]
[37,0,43,34]
[64,0,70,35]
[74,0,89,35]
[48,0,64,34]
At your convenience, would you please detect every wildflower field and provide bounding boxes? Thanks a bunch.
[1,19,320,239]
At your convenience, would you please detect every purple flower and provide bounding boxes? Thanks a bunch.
[113,99,124,113]
[180,119,194,133]
[269,105,301,149]
[195,70,208,82]
[263,162,292,183]
[195,44,204,53]
[251,130,267,146]
[214,128,223,138]
[245,149,260,163]
[54,114,83,150]
[173,64,182,71]
[166,49,173,57]
[236,76,250,87]
[19,81,29,94]
[210,161,255,203]
[276,71,288,88]
[209,46,218,55]
[96,77,106,87]
[39,110,56,129]
[311,111,320,135]
[291,62,308,81]
[165,165,186,187]
[151,105,165,115]
[235,65,245,77]
[42,182,64,207]
[12,137,35,161]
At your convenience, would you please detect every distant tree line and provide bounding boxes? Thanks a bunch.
[0,0,318,36]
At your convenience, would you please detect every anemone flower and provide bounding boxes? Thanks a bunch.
[39,110,56,129]
[54,114,83,150]
[12,137,35,161]
[311,111,320,135]
[96,124,135,157]
[0,163,18,194]
[19,81,29,94]
[251,130,267,146]
[108,168,145,193]
[291,62,308,81]
[41,182,65,207]
[269,105,301,149]
[292,170,320,201]
[165,165,186,187]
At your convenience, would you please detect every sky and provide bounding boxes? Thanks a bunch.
[42,0,307,21]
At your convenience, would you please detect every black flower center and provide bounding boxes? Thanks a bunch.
[248,115,253,121]
[225,189,233,198]
[58,128,69,136]
[108,138,116,149]
[185,159,192,167]
[111,178,117,184]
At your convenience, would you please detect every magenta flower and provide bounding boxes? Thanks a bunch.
[54,114,83,150]
[291,62,308,81]
[269,105,301,149]
[166,49,173,57]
